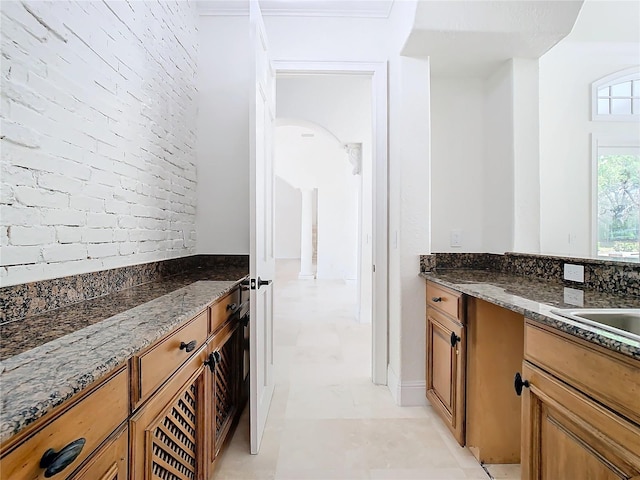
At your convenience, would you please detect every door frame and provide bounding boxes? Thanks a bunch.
[272,60,388,385]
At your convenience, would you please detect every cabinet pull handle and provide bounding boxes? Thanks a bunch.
[431,297,442,302]
[40,438,86,478]
[514,372,530,396]
[180,340,197,353]
[450,332,461,348]
[226,303,237,312]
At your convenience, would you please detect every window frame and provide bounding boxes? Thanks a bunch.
[591,66,640,122]
[591,135,640,259]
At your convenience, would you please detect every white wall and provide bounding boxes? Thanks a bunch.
[430,78,485,252]
[539,0,640,257]
[196,15,250,255]
[275,176,301,259]
[512,58,540,254]
[482,61,515,254]
[0,0,199,286]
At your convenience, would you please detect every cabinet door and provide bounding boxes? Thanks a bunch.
[426,307,466,445]
[207,321,241,473]
[521,362,640,480]
[130,348,208,480]
[68,425,128,480]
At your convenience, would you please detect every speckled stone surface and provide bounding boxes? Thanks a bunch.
[0,254,248,323]
[421,270,640,360]
[0,279,243,443]
[419,252,640,297]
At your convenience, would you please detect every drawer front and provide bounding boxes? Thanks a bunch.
[524,322,640,425]
[138,310,208,402]
[210,289,241,334]
[0,367,128,480]
[427,281,463,320]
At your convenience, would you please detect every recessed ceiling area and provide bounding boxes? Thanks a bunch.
[402,0,585,77]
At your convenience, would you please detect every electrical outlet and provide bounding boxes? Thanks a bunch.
[563,287,584,307]
[564,263,585,283]
[450,229,462,248]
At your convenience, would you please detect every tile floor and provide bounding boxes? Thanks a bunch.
[213,260,519,480]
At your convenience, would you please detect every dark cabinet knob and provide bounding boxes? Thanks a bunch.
[431,297,442,302]
[514,372,530,396]
[204,353,216,372]
[179,340,197,353]
[204,351,223,373]
[226,303,237,312]
[450,332,461,348]
[40,438,86,477]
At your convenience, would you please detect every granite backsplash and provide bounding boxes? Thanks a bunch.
[0,254,249,323]
[420,252,640,298]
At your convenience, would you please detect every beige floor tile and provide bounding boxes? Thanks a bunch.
[483,463,521,479]
[369,466,489,479]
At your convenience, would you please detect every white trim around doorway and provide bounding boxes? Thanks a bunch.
[273,60,389,385]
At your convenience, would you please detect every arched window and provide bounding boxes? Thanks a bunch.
[592,67,640,121]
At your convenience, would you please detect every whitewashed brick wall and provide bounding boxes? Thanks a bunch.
[0,0,199,286]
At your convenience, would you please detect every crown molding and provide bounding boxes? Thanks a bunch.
[196,0,394,18]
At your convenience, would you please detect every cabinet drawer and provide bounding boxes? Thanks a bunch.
[427,281,463,320]
[524,322,640,425]
[136,310,208,403]
[210,289,240,334]
[0,367,128,480]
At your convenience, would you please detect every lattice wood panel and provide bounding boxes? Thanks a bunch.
[150,383,198,480]
[214,338,235,444]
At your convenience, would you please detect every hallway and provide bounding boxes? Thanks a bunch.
[213,260,492,480]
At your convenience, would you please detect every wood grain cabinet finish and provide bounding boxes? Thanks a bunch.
[210,290,241,334]
[521,322,640,480]
[0,366,128,480]
[129,345,209,480]
[132,309,209,408]
[425,281,466,446]
[67,425,128,480]
[206,321,243,475]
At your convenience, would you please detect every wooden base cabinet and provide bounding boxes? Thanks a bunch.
[425,281,466,446]
[521,322,640,480]
[130,347,208,480]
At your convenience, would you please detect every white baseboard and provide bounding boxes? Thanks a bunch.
[387,364,400,404]
[386,366,427,407]
[399,380,427,406]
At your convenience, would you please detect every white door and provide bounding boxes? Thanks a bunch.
[249,0,276,455]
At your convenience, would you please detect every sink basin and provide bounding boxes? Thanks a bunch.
[551,308,640,341]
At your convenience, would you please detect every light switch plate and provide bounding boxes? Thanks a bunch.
[450,229,462,248]
[564,263,585,283]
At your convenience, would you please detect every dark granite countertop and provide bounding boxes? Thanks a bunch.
[420,269,640,360]
[0,266,247,443]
